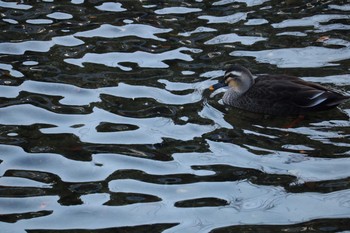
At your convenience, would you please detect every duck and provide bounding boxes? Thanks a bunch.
[209,64,349,115]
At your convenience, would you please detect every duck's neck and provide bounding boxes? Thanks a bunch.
[223,88,243,105]
[223,76,254,105]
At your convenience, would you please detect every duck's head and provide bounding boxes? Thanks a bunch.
[209,65,254,94]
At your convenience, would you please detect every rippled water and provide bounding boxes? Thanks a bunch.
[1,0,350,232]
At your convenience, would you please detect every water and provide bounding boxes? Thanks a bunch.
[0,0,350,232]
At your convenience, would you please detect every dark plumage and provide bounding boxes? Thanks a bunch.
[209,65,349,115]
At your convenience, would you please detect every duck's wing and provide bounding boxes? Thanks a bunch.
[249,75,349,111]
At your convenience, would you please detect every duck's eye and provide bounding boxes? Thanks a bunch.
[229,71,242,77]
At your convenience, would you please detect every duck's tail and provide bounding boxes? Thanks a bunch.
[324,94,349,108]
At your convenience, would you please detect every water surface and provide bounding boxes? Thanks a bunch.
[1,0,350,232]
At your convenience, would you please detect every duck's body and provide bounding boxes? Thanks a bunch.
[210,65,349,115]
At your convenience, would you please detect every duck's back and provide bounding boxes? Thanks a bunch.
[230,75,348,115]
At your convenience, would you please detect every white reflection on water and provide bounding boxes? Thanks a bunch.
[95,2,126,12]
[26,19,53,24]
[155,6,202,15]
[213,0,270,7]
[75,23,172,41]
[205,33,267,45]
[0,105,214,144]
[0,36,84,55]
[0,176,51,188]
[232,46,350,68]
[0,79,209,105]
[0,63,24,77]
[2,140,350,232]
[47,12,73,20]
[272,14,349,28]
[2,178,350,233]
[0,145,111,182]
[0,0,32,9]
[199,12,247,24]
[244,18,269,25]
[329,4,350,11]
[205,140,350,182]
[64,47,195,70]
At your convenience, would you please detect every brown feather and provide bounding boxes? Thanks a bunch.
[233,74,349,115]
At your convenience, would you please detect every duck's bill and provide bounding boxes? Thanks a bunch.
[209,82,226,91]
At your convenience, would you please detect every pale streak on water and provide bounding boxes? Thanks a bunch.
[0,0,350,232]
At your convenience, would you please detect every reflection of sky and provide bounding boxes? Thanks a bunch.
[75,24,172,41]
[0,0,32,9]
[213,0,270,7]
[0,104,214,145]
[0,36,84,55]
[95,2,126,12]
[199,12,247,24]
[64,47,195,70]
[0,23,171,55]
[205,33,267,45]
[272,14,349,28]
[1,141,350,231]
[0,80,206,105]
[232,46,350,68]
[155,6,201,14]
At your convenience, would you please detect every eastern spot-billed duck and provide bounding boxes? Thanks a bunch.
[209,65,349,115]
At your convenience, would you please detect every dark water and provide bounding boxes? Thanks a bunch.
[1,0,350,232]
